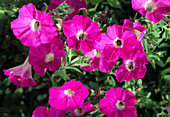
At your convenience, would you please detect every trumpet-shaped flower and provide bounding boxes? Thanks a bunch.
[122,19,146,40]
[32,106,66,117]
[122,19,147,52]
[63,15,101,53]
[132,0,170,23]
[101,24,138,60]
[3,57,37,87]
[99,87,136,117]
[49,79,89,111]
[28,38,65,76]
[116,50,149,82]
[11,3,58,47]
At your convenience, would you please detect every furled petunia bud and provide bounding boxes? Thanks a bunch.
[3,57,37,87]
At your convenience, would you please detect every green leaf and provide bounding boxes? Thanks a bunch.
[149,59,156,69]
[89,0,102,5]
[163,75,170,82]
[0,10,7,19]
[43,2,48,13]
[77,63,91,66]
[161,67,170,76]
[65,66,82,74]
[140,99,159,109]
[52,68,70,82]
[155,58,164,67]
[70,56,82,65]
[49,1,69,14]
[89,81,99,90]
[107,0,121,8]
[164,57,170,66]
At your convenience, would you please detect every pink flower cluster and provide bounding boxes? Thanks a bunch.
[63,17,149,82]
[32,79,94,117]
[32,80,136,117]
[4,3,66,87]
[4,0,157,116]
[132,0,170,23]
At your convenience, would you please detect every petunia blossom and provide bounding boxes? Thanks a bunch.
[99,87,136,117]
[116,50,149,82]
[70,101,94,117]
[32,106,66,117]
[3,57,37,87]
[132,0,170,23]
[63,15,101,53]
[28,38,65,76]
[11,3,58,47]
[122,19,147,52]
[122,19,146,40]
[49,79,89,111]
[101,24,139,61]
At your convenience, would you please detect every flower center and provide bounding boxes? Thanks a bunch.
[145,0,157,12]
[94,49,101,58]
[116,101,125,110]
[45,53,54,63]
[77,31,87,41]
[113,38,123,48]
[31,19,41,31]
[126,60,135,71]
[74,108,84,116]
[64,89,74,96]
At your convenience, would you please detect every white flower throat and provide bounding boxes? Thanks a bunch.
[145,0,157,12]
[45,53,54,63]
[31,19,41,31]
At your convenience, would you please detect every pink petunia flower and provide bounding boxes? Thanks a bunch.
[99,87,136,117]
[11,3,58,47]
[42,0,87,19]
[101,24,138,60]
[70,101,94,117]
[116,50,149,82]
[122,19,147,52]
[62,15,101,53]
[28,38,65,76]
[49,79,89,111]
[122,19,146,40]
[32,106,66,117]
[132,0,170,23]
[3,57,37,87]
